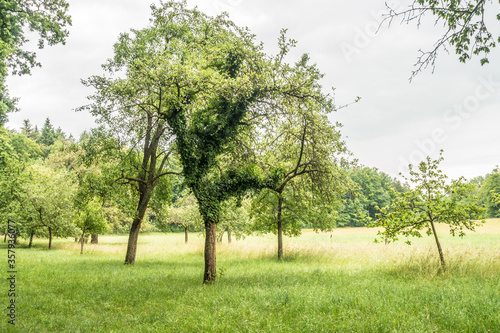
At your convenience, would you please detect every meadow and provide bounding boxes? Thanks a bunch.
[2,219,499,332]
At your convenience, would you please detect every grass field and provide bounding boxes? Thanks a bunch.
[2,219,499,332]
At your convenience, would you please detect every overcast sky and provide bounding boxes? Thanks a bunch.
[5,0,500,180]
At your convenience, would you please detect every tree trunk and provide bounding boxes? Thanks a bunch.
[74,237,78,242]
[227,228,232,244]
[203,220,217,284]
[184,227,188,244]
[29,233,34,248]
[91,234,98,244]
[217,228,225,243]
[124,191,152,265]
[429,220,446,271]
[125,217,142,265]
[80,231,85,255]
[3,233,6,242]
[277,195,284,260]
[48,227,52,250]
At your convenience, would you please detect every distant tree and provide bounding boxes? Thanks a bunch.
[373,151,485,271]
[37,117,56,146]
[74,198,108,254]
[385,0,499,78]
[338,167,403,227]
[218,197,252,243]
[21,119,36,139]
[0,127,41,239]
[479,167,500,218]
[20,163,76,249]
[0,0,71,124]
[157,192,202,243]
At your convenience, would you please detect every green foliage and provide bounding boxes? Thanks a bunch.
[337,167,403,227]
[479,167,500,218]
[373,151,485,270]
[74,198,108,253]
[0,0,71,123]
[156,191,203,232]
[375,152,484,243]
[37,117,56,146]
[18,163,77,244]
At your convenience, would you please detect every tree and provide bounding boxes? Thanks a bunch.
[0,0,71,124]
[157,192,202,243]
[373,151,485,271]
[0,127,42,239]
[337,167,404,227]
[218,197,253,244]
[249,89,351,259]
[37,117,56,146]
[80,6,183,265]
[385,0,499,79]
[478,167,500,218]
[19,163,76,249]
[74,198,108,254]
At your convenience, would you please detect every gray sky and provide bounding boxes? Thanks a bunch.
[5,0,500,180]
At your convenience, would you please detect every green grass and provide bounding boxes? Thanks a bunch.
[2,219,499,332]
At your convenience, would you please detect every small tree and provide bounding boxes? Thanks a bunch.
[158,192,202,244]
[74,198,108,254]
[20,163,76,249]
[373,151,485,271]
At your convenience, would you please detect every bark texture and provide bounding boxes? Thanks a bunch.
[203,220,217,284]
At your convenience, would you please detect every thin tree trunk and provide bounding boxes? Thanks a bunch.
[74,237,78,242]
[217,228,225,243]
[184,227,188,244]
[48,227,52,250]
[80,231,85,255]
[429,220,446,271]
[91,234,98,244]
[277,195,284,260]
[3,233,6,242]
[203,220,217,284]
[227,228,232,244]
[29,233,34,248]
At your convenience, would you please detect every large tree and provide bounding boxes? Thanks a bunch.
[80,9,184,263]
[0,0,71,124]
[384,0,499,78]
[373,151,484,271]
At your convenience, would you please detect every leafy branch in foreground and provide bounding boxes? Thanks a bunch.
[372,150,485,271]
[384,0,498,79]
